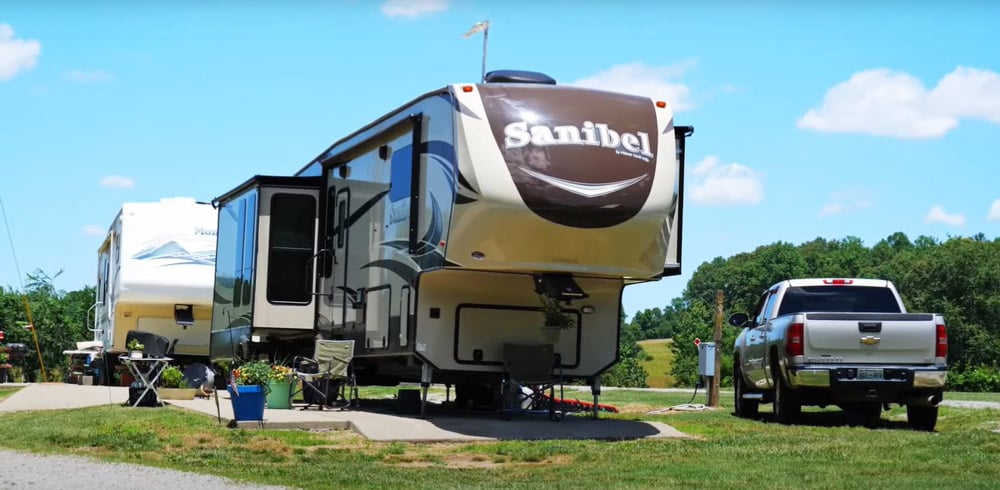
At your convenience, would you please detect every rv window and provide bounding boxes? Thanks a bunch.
[234,199,247,306]
[242,192,257,307]
[336,199,347,249]
[322,187,336,277]
[267,193,316,304]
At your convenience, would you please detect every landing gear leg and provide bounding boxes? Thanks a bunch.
[590,375,602,420]
[420,363,433,418]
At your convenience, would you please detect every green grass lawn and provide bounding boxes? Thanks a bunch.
[0,388,997,489]
[637,339,675,388]
[0,386,19,402]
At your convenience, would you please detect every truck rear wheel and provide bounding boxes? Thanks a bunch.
[734,362,759,419]
[772,362,800,424]
[907,404,938,431]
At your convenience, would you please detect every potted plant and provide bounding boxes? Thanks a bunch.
[126,339,144,359]
[158,365,197,400]
[228,359,272,422]
[539,294,575,342]
[265,364,294,409]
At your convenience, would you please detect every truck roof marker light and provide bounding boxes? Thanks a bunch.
[655,101,667,108]
[462,85,474,93]
[823,279,853,285]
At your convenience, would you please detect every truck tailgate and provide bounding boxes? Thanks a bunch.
[803,313,938,364]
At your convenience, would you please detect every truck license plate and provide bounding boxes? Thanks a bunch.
[857,368,884,380]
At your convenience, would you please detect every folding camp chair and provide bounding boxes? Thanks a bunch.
[499,343,564,421]
[291,339,357,410]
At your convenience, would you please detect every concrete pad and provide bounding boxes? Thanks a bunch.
[0,383,126,412]
[0,383,693,442]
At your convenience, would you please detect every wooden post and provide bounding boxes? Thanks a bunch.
[710,289,723,408]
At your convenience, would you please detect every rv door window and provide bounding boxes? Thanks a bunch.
[267,193,316,304]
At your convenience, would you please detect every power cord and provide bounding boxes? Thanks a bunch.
[686,376,703,405]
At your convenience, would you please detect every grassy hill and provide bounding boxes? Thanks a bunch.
[637,338,675,388]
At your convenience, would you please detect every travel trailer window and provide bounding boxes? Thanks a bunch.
[216,200,242,306]
[242,192,257,307]
[267,193,316,304]
[321,186,337,278]
[336,199,347,249]
[233,198,247,306]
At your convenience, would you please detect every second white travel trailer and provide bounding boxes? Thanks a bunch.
[93,198,217,362]
[210,70,692,409]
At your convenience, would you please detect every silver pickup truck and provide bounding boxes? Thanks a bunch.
[729,278,947,431]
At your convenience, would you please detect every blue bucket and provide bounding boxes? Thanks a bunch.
[228,385,266,421]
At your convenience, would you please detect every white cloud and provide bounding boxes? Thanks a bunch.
[570,61,696,111]
[0,24,41,81]
[798,66,1000,138]
[82,225,105,236]
[925,205,965,226]
[689,156,763,206]
[380,0,448,18]
[100,175,135,189]
[818,187,874,217]
[66,69,113,83]
[988,199,1000,221]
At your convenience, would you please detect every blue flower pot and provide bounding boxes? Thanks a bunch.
[228,384,266,421]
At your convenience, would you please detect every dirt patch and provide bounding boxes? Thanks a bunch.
[381,442,573,469]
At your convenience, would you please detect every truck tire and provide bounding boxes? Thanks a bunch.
[907,404,938,431]
[734,362,759,419]
[772,361,800,424]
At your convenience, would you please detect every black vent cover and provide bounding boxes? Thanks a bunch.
[484,69,556,85]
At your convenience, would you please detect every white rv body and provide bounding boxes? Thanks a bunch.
[210,74,691,401]
[94,198,217,358]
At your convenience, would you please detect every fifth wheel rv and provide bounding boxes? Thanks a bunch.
[93,198,217,362]
[210,70,692,408]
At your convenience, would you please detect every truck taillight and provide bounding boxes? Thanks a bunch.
[787,323,804,357]
[935,324,947,358]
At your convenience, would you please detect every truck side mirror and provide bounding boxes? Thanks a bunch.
[728,313,749,327]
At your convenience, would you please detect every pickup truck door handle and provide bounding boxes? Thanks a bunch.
[858,322,882,333]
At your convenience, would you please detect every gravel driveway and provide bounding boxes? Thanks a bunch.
[0,450,289,490]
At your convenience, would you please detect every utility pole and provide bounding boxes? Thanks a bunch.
[709,289,723,407]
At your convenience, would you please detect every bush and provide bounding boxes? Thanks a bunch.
[160,366,186,388]
[946,365,1000,392]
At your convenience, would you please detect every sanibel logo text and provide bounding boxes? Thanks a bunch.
[503,121,654,162]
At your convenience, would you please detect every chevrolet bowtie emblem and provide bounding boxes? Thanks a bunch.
[860,336,881,345]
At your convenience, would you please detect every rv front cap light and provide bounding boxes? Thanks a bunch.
[471,251,485,261]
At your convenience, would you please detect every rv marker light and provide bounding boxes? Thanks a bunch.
[656,101,667,108]
[462,85,474,93]
[581,306,596,314]
[471,251,485,260]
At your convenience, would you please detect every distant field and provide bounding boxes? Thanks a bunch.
[638,338,675,388]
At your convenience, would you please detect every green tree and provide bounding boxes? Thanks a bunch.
[602,321,648,388]
[0,270,95,381]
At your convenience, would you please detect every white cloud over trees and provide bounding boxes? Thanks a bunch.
[798,66,1000,138]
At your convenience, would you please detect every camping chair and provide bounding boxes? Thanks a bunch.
[499,343,564,421]
[291,339,357,410]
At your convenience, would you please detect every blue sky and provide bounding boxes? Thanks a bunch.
[1,1,998,319]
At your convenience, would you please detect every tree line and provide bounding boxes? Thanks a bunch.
[0,271,95,382]
[628,232,1000,391]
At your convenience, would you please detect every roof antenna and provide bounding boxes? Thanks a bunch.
[463,20,490,82]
